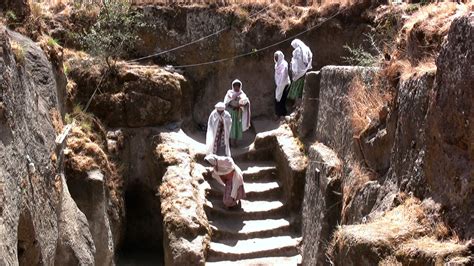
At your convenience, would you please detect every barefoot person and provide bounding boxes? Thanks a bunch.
[206,102,232,156]
[224,79,251,147]
[274,50,290,120]
[288,39,313,103]
[205,154,246,209]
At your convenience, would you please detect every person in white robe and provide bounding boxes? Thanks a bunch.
[206,102,232,156]
[224,79,251,146]
[204,154,246,209]
[274,50,291,119]
[288,39,313,100]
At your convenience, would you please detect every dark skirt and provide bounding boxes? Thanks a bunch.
[275,85,289,117]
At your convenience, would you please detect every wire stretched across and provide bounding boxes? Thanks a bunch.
[128,5,270,62]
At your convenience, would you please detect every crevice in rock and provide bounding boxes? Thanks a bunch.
[117,182,164,265]
[17,209,41,266]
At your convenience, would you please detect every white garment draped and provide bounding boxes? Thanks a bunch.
[206,110,232,156]
[274,51,290,102]
[290,39,313,81]
[224,79,251,132]
[206,155,244,199]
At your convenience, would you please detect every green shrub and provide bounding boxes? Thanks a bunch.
[343,34,382,67]
[79,0,147,68]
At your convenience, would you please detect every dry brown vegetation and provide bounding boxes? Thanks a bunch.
[347,76,391,136]
[377,2,472,81]
[64,107,124,221]
[346,2,472,139]
[330,196,472,264]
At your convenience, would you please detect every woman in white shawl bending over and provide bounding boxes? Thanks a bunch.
[224,79,251,146]
[288,39,313,101]
[206,102,232,156]
[274,51,291,120]
[205,154,246,209]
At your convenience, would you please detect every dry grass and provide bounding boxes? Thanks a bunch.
[64,107,124,221]
[330,196,472,264]
[347,75,389,136]
[396,236,471,264]
[378,2,473,82]
[10,40,25,65]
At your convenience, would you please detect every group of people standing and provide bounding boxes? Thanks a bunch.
[274,39,313,120]
[203,39,313,210]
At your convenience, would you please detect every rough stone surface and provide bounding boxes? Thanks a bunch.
[0,0,31,21]
[66,170,115,266]
[298,71,321,140]
[155,131,210,266]
[302,142,342,266]
[55,175,96,266]
[255,124,308,229]
[0,28,61,265]
[424,15,474,239]
[68,62,191,128]
[315,66,378,161]
[329,198,473,265]
[117,127,164,254]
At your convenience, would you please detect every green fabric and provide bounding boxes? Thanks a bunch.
[287,77,305,100]
[228,108,243,140]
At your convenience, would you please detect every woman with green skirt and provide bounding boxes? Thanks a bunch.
[288,39,313,101]
[224,79,251,147]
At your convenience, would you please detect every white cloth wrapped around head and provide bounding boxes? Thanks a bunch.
[232,79,242,90]
[215,102,226,111]
[274,50,290,101]
[204,154,218,166]
[290,39,313,81]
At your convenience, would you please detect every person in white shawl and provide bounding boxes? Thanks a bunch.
[274,51,291,119]
[205,154,246,209]
[224,79,251,146]
[206,102,232,156]
[288,39,313,100]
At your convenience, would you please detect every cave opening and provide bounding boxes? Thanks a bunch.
[117,182,164,266]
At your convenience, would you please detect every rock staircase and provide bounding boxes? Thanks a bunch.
[204,156,302,265]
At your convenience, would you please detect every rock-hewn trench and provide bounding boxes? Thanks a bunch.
[1,2,473,266]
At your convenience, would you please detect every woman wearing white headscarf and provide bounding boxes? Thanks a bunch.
[288,39,313,100]
[224,79,251,146]
[274,51,291,119]
[206,102,232,156]
[205,154,246,209]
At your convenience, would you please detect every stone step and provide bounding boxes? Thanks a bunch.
[207,235,301,262]
[206,255,302,266]
[206,179,281,201]
[232,146,274,162]
[209,218,291,241]
[240,162,278,182]
[205,199,286,220]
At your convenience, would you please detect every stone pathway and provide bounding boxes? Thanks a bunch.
[203,119,302,265]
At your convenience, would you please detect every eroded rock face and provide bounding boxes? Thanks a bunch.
[55,175,96,266]
[298,71,321,140]
[0,28,60,265]
[154,131,210,266]
[424,15,474,239]
[316,66,378,161]
[302,142,342,266]
[68,62,191,128]
[0,0,30,21]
